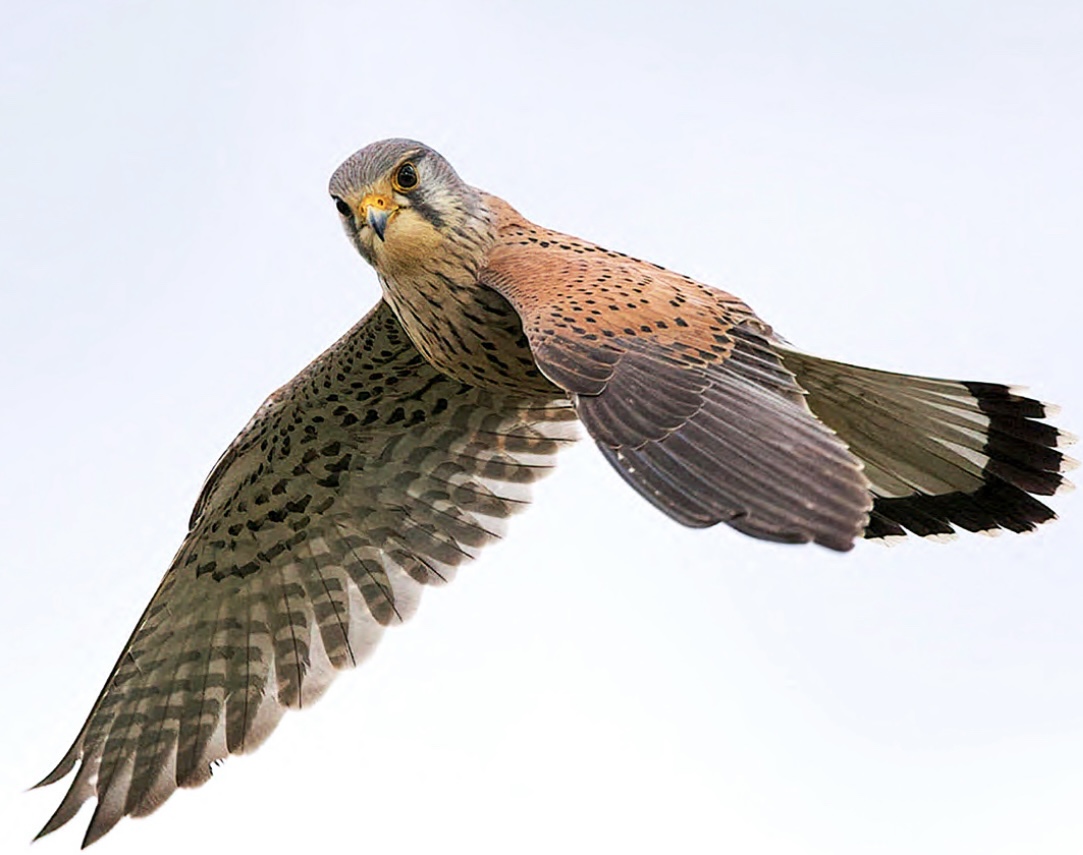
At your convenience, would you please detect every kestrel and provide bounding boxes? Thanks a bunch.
[36,138,1074,846]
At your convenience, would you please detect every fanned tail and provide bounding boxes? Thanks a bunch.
[778,347,1076,540]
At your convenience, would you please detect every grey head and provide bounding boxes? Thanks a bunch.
[328,138,486,266]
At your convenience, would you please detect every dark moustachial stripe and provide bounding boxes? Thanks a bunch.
[410,192,446,230]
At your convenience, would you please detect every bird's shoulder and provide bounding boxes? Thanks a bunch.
[478,191,772,356]
[476,190,781,400]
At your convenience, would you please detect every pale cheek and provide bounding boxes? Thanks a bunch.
[380,215,445,274]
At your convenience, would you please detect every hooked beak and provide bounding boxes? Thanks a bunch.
[360,193,396,241]
[367,207,389,241]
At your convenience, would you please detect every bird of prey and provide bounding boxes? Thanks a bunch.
[36,138,1074,846]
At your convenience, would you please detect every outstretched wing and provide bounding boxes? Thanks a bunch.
[479,197,872,551]
[36,301,577,846]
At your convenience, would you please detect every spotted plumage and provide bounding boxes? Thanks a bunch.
[36,303,576,846]
[37,137,1074,846]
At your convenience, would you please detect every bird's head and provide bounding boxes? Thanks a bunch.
[328,138,486,273]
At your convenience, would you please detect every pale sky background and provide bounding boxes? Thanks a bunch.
[2,2,1081,853]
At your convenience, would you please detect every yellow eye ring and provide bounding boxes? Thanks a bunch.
[392,161,419,192]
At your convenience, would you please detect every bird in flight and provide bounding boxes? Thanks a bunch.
[36,138,1074,846]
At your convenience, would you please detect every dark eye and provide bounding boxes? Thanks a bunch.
[332,197,352,217]
[393,162,419,191]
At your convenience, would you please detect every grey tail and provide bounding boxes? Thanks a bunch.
[778,347,1076,541]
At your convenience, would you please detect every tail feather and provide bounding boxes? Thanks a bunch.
[778,347,1075,541]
